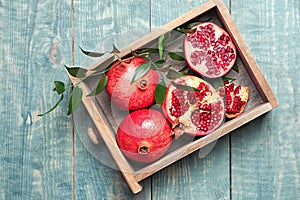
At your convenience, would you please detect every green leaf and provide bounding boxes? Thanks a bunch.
[149,62,159,69]
[150,60,166,70]
[179,18,212,31]
[134,48,159,54]
[79,46,105,57]
[158,35,165,60]
[176,27,186,33]
[65,65,87,78]
[232,64,239,73]
[53,81,65,94]
[93,56,115,72]
[155,59,166,64]
[184,22,201,29]
[166,69,184,80]
[222,76,236,83]
[184,28,197,34]
[148,48,160,54]
[176,26,196,34]
[168,52,185,61]
[171,81,199,92]
[68,86,83,115]
[38,94,64,116]
[131,49,140,57]
[87,74,108,96]
[131,62,151,84]
[111,44,121,54]
[155,79,167,105]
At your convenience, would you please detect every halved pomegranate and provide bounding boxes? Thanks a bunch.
[106,57,159,111]
[116,109,172,163]
[183,22,237,78]
[218,81,249,118]
[162,75,225,137]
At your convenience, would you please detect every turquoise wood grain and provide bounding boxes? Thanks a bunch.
[150,0,230,28]
[0,0,73,199]
[72,0,151,199]
[150,1,231,199]
[151,139,230,200]
[231,0,300,199]
[1,0,299,199]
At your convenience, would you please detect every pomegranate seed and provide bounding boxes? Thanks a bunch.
[221,47,226,53]
[222,54,228,61]
[230,54,236,59]
[235,86,241,94]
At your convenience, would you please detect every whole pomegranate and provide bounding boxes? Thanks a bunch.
[218,81,249,118]
[183,22,237,78]
[116,109,172,163]
[106,57,159,110]
[162,75,225,137]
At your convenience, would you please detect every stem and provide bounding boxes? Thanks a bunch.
[115,53,123,62]
[148,57,160,69]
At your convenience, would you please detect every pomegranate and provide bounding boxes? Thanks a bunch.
[116,109,172,163]
[106,57,159,110]
[183,22,237,78]
[218,81,249,118]
[162,75,225,137]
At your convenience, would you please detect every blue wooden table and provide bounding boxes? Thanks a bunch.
[1,0,299,199]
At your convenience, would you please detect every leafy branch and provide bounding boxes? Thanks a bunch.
[38,45,120,116]
[39,20,238,116]
[39,27,198,116]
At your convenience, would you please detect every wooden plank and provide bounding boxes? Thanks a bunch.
[230,0,300,199]
[0,0,73,199]
[150,0,232,199]
[72,0,152,198]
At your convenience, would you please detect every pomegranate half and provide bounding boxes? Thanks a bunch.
[106,57,159,111]
[116,109,172,163]
[162,75,225,137]
[183,22,237,78]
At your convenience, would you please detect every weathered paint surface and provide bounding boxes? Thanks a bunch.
[0,0,299,199]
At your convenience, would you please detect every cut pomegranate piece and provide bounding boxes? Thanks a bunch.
[218,81,249,118]
[183,22,237,78]
[162,75,225,137]
[106,57,159,111]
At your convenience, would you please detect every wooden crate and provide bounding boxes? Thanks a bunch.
[68,0,278,194]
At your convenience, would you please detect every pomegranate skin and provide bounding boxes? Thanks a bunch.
[183,22,237,78]
[116,109,172,163]
[106,57,159,111]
